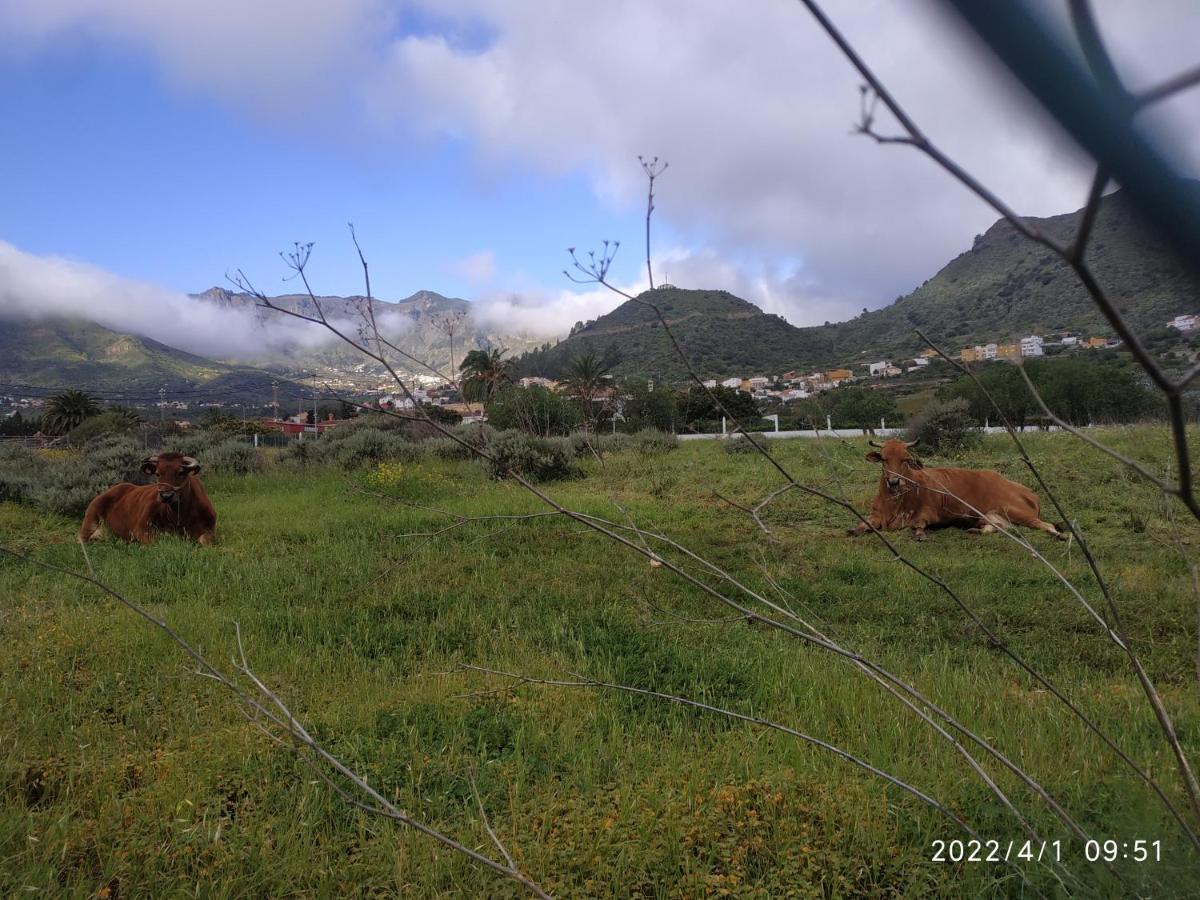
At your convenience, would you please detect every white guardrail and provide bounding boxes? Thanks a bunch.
[678,425,1066,441]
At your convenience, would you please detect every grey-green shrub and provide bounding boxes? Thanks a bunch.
[202,439,260,475]
[905,397,981,454]
[630,428,678,454]
[478,430,579,481]
[723,433,771,455]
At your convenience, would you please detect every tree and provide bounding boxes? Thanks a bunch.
[558,351,613,426]
[618,378,677,432]
[39,390,101,435]
[460,348,514,403]
[485,385,581,436]
[0,411,40,437]
[822,386,899,430]
[677,386,760,431]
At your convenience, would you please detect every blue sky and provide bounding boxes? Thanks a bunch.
[0,42,644,303]
[1,1,1196,346]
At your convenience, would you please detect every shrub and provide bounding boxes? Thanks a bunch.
[327,428,408,469]
[630,428,678,454]
[423,437,474,461]
[450,422,496,449]
[905,397,981,454]
[279,438,315,469]
[724,433,771,455]
[478,430,580,482]
[202,438,260,475]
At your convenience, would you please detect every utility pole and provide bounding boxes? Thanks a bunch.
[272,379,278,420]
[158,386,165,429]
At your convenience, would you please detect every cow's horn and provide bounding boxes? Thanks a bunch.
[868,440,883,448]
[905,438,920,448]
[182,455,200,469]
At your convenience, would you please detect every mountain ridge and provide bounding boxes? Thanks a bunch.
[517,187,1200,380]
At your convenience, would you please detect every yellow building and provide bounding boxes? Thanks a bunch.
[960,347,979,362]
[825,368,853,382]
[1086,336,1107,348]
[918,348,938,359]
[997,343,1021,360]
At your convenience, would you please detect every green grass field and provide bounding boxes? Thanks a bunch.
[3,429,1199,897]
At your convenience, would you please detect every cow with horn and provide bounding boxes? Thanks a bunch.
[850,438,1066,542]
[79,452,217,545]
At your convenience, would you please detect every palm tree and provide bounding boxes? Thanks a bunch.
[40,390,101,435]
[460,348,514,403]
[559,351,612,426]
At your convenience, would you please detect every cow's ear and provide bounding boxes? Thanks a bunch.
[140,457,158,475]
[181,456,202,475]
[865,451,883,463]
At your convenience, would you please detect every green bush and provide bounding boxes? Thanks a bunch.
[478,430,580,482]
[905,397,981,454]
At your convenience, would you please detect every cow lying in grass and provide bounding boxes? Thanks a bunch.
[850,438,1066,542]
[79,453,216,545]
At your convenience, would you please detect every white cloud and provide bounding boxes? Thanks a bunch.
[0,0,390,119]
[0,240,388,359]
[2,1,1196,328]
[371,0,1199,315]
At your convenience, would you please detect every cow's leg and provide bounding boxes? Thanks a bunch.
[850,514,883,537]
[911,518,928,542]
[1033,519,1069,541]
[196,531,216,546]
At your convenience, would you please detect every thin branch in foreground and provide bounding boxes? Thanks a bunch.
[454,663,1048,897]
[5,542,552,899]
[917,329,1200,832]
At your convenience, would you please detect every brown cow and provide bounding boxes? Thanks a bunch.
[79,452,216,545]
[850,438,1066,542]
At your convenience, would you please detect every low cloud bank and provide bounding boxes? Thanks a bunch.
[0,241,405,360]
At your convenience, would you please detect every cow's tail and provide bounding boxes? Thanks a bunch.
[79,496,106,542]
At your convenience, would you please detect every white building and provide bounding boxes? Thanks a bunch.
[866,360,891,376]
[909,357,930,367]
[519,376,557,389]
[702,379,717,389]
[1020,335,1045,357]
[1061,335,1079,347]
[1168,314,1199,332]
[720,377,743,389]
[747,376,770,389]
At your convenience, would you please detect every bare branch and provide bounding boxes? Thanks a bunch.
[2,543,553,899]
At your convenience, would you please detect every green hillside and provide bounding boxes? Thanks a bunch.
[0,317,297,400]
[517,288,831,381]
[824,185,1200,363]
[519,188,1200,381]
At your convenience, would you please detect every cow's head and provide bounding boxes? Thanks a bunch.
[141,452,201,503]
[866,438,922,492]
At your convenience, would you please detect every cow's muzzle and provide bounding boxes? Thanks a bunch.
[886,477,902,489]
